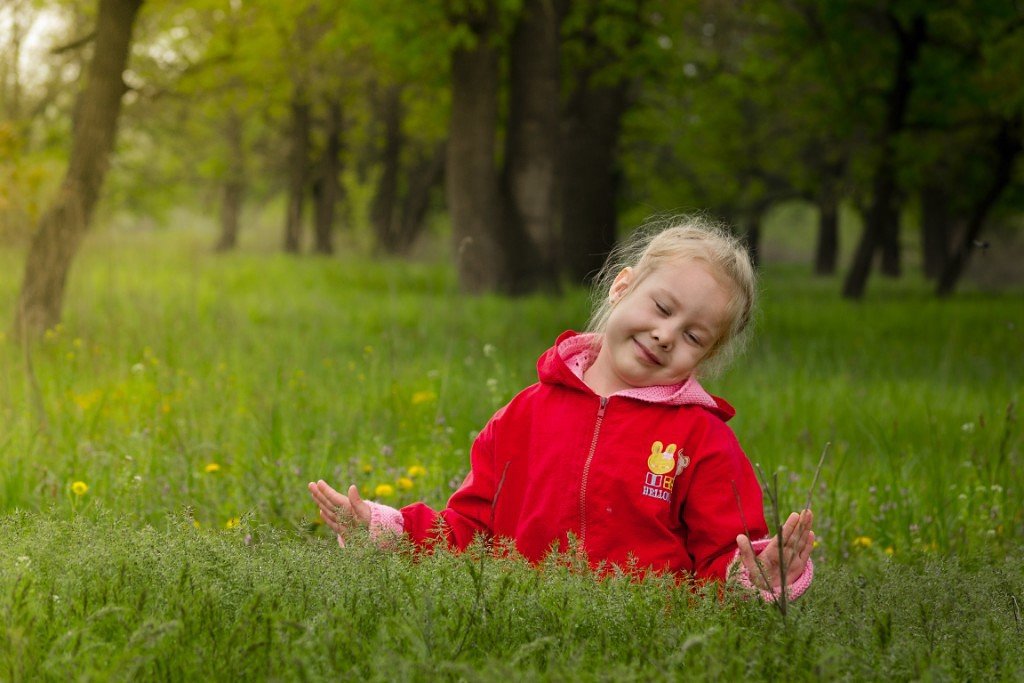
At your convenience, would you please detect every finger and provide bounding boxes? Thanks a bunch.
[309,486,345,520]
[786,530,816,583]
[791,509,814,556]
[348,485,371,524]
[311,480,353,518]
[781,511,800,544]
[319,508,343,534]
[737,534,769,589]
[315,480,351,508]
[799,531,815,564]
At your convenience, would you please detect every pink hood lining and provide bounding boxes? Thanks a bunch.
[557,332,720,409]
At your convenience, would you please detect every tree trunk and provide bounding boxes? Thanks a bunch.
[216,109,245,252]
[371,85,402,253]
[841,13,925,299]
[2,1,26,119]
[560,80,629,284]
[919,183,951,279]
[396,141,445,253]
[743,210,763,269]
[446,11,509,293]
[283,95,310,254]
[814,191,839,275]
[503,0,564,289]
[13,0,143,338]
[313,98,343,255]
[937,116,1022,296]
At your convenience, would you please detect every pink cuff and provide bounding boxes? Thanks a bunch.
[334,501,405,548]
[728,538,814,602]
[367,500,405,541]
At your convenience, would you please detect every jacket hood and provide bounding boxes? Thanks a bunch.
[536,330,736,421]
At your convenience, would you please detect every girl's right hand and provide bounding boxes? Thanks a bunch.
[308,480,371,545]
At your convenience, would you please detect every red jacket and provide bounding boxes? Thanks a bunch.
[399,331,769,580]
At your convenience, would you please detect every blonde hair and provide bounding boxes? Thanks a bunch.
[586,214,757,378]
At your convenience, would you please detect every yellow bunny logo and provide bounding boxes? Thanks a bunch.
[647,441,676,475]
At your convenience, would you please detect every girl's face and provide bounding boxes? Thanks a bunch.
[585,258,733,394]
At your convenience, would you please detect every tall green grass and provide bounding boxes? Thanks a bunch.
[0,229,1021,679]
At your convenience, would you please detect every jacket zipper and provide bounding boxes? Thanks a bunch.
[490,460,512,529]
[578,396,608,549]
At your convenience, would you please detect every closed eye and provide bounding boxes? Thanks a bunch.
[655,300,670,316]
[686,332,703,346]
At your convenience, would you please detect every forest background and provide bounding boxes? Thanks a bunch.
[1,0,1023,679]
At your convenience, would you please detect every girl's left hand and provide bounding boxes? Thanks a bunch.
[736,509,814,592]
[308,480,371,546]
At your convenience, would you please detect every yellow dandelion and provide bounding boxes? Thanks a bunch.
[362,463,374,474]
[397,477,414,491]
[193,519,201,529]
[161,400,172,414]
[411,390,437,405]
[71,481,89,496]
[852,536,873,549]
[374,484,395,498]
[884,546,894,556]
[204,463,221,473]
[225,517,240,529]
[408,465,427,478]
[73,390,102,411]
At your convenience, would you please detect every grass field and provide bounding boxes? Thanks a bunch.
[1,227,1022,680]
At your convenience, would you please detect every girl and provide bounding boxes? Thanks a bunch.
[309,217,814,599]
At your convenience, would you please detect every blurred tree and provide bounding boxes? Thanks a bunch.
[503,0,566,289]
[561,0,656,284]
[444,0,511,292]
[1,0,93,241]
[14,0,143,337]
[312,97,343,255]
[841,6,927,298]
[343,0,450,255]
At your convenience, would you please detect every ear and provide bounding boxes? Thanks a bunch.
[608,267,634,303]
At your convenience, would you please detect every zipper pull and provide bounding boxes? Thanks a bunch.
[598,396,608,417]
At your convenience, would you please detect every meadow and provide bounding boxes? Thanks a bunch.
[0,226,1021,680]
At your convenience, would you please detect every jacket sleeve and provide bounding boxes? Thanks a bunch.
[400,409,503,550]
[682,424,769,583]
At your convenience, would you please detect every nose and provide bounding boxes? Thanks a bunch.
[651,329,672,349]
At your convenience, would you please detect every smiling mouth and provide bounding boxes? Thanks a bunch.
[632,337,662,365]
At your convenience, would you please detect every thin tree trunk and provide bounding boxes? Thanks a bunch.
[283,95,310,253]
[503,0,564,289]
[560,80,629,284]
[919,183,951,279]
[744,210,763,269]
[446,10,508,293]
[842,13,925,298]
[937,116,1022,296]
[313,98,343,255]
[396,141,445,253]
[13,0,143,338]
[371,85,402,252]
[814,191,839,275]
[216,109,245,252]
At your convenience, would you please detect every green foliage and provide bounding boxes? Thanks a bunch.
[0,510,1021,680]
[0,226,1022,677]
